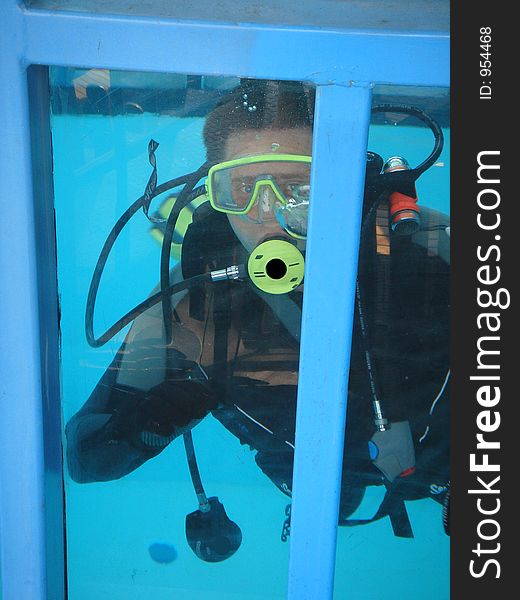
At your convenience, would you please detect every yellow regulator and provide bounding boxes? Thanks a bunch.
[247,239,305,294]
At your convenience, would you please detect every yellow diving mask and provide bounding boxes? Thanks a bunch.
[206,154,311,239]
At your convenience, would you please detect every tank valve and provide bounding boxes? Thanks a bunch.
[384,156,420,235]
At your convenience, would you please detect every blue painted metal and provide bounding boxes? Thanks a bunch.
[27,65,67,600]
[21,10,449,88]
[0,6,48,600]
[288,83,372,599]
[0,2,449,599]
[25,0,450,33]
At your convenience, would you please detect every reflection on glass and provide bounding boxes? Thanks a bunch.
[51,68,449,599]
[52,70,313,599]
[334,86,450,599]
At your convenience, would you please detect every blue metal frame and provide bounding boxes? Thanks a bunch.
[0,2,449,600]
[20,9,448,86]
[290,83,373,599]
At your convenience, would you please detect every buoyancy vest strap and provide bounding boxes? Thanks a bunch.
[212,283,231,396]
[374,200,392,334]
[254,289,302,343]
[383,490,414,538]
[375,200,391,256]
[339,482,414,538]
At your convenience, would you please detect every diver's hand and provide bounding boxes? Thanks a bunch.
[139,379,217,436]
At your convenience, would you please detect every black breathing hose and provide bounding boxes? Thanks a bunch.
[183,431,210,511]
[159,166,211,345]
[85,169,208,347]
[371,104,444,177]
[87,274,210,348]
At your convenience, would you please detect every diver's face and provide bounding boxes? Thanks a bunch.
[224,128,312,252]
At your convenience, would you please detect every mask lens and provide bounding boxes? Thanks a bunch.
[209,164,253,211]
[274,184,310,238]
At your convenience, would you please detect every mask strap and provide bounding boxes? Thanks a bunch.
[142,139,164,223]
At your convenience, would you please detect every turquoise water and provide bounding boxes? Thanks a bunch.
[51,112,450,599]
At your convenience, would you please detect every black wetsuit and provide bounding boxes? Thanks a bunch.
[66,206,450,531]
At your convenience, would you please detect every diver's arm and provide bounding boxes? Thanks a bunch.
[65,371,162,483]
[67,263,217,482]
[66,340,216,483]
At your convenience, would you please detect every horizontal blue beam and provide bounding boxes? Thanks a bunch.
[21,7,449,87]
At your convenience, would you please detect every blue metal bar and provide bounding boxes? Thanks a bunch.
[0,5,48,600]
[21,8,449,87]
[288,83,372,599]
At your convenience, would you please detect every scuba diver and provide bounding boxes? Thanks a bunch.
[66,79,450,562]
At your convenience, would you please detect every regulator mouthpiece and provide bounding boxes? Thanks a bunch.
[248,239,304,294]
[185,497,242,562]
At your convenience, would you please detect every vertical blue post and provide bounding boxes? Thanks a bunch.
[0,3,48,600]
[287,83,372,599]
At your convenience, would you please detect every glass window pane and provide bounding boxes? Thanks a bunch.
[333,85,450,599]
[50,68,314,599]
